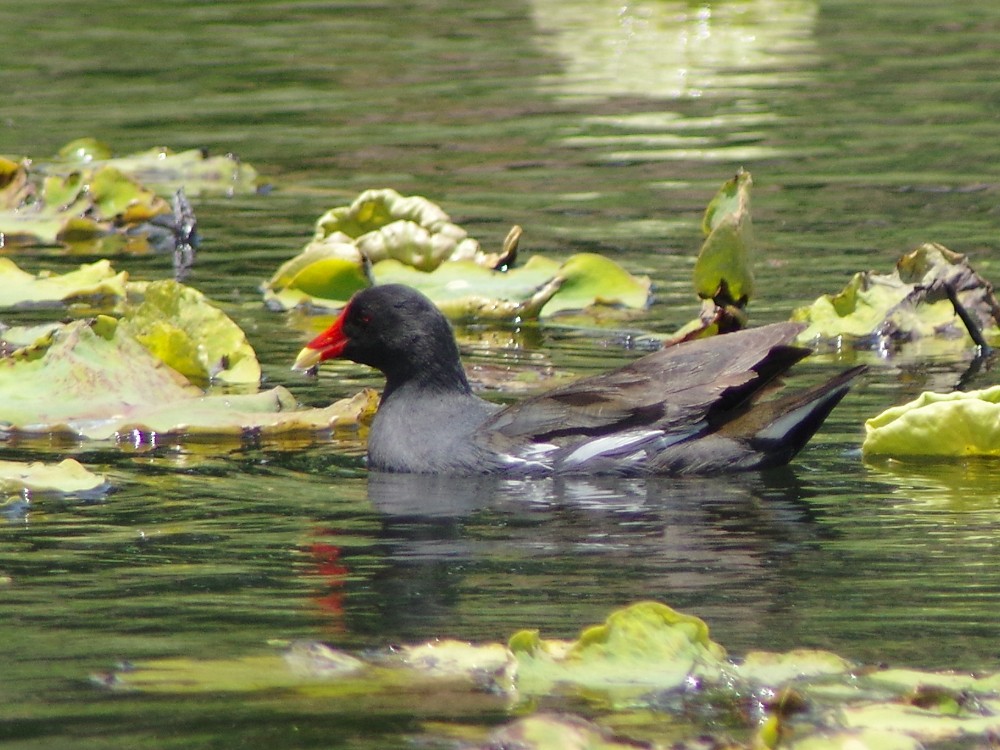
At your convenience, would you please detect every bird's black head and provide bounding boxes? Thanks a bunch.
[294,284,470,395]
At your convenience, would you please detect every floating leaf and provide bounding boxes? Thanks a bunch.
[266,189,650,317]
[122,279,261,384]
[0,458,108,496]
[373,256,562,318]
[840,701,1000,743]
[313,188,484,271]
[0,160,169,250]
[695,168,755,305]
[510,601,729,699]
[792,243,1000,345]
[476,714,649,750]
[266,246,649,319]
[538,253,651,316]
[93,599,1000,748]
[736,649,852,685]
[50,137,258,196]
[0,317,376,440]
[788,729,923,750]
[862,386,1000,458]
[0,258,128,309]
[263,238,371,311]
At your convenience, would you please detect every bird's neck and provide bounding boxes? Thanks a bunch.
[382,356,473,401]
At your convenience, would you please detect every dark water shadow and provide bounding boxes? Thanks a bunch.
[316,469,825,641]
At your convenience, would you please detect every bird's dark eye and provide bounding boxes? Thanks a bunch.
[356,312,372,326]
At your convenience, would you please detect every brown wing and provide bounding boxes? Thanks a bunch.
[482,322,809,443]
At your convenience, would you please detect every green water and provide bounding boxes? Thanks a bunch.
[3,0,1000,747]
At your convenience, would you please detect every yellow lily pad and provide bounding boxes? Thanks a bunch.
[0,258,128,309]
[510,601,728,699]
[0,458,108,496]
[792,243,1000,345]
[862,386,1000,458]
[51,137,259,196]
[0,160,169,250]
[313,188,484,271]
[122,279,261,384]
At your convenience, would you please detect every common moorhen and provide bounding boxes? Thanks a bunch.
[294,284,863,475]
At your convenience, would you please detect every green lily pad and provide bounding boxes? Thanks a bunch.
[788,729,923,750]
[0,160,169,250]
[0,458,108,496]
[312,188,485,271]
[695,168,755,305]
[862,386,1000,458]
[372,256,562,318]
[0,317,376,441]
[792,243,1000,345]
[266,246,650,319]
[840,701,1000,743]
[49,137,259,197]
[538,252,651,316]
[510,601,729,699]
[265,189,650,317]
[477,714,650,750]
[0,258,128,309]
[736,649,852,686]
[122,279,260,384]
[93,599,1000,749]
[264,238,372,311]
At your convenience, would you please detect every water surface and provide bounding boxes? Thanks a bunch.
[3,1,1000,747]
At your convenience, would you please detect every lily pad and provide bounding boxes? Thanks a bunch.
[0,317,376,441]
[263,237,373,311]
[862,386,1000,458]
[476,714,652,750]
[0,257,128,309]
[510,601,729,698]
[312,188,486,271]
[373,256,562,318]
[695,168,755,305]
[736,649,852,686]
[0,458,108,496]
[265,190,650,317]
[92,599,1000,749]
[792,243,1000,345]
[0,159,170,250]
[266,244,650,319]
[47,137,259,197]
[122,279,260,384]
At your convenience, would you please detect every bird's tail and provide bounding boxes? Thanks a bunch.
[722,365,867,468]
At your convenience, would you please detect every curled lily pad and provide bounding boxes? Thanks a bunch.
[313,188,486,271]
[509,601,729,699]
[0,258,128,309]
[668,171,758,341]
[792,244,1000,346]
[122,279,260,384]
[0,458,108,496]
[862,386,1000,458]
[695,168,755,306]
[265,244,650,319]
[49,137,259,196]
[265,189,650,317]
